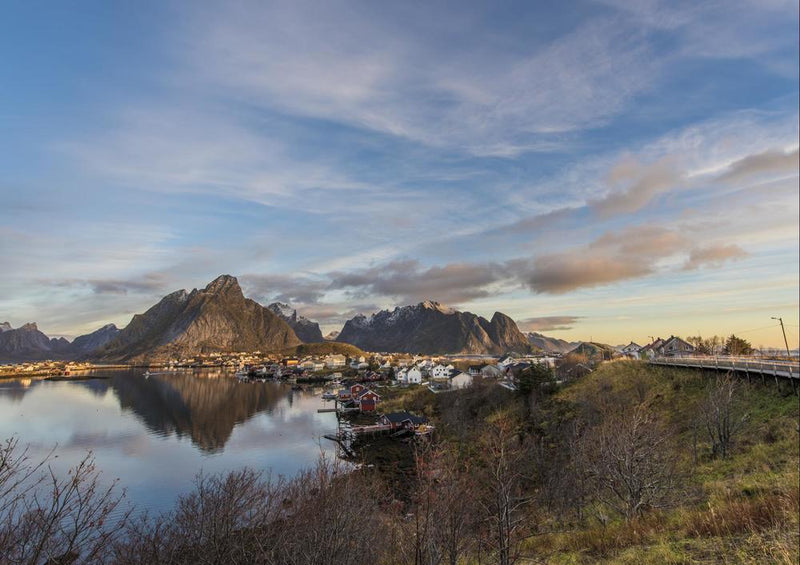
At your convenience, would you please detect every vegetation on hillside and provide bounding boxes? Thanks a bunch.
[281,341,367,358]
[1,361,797,563]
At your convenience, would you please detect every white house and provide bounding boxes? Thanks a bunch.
[325,355,347,368]
[481,365,503,379]
[406,367,423,384]
[450,371,473,390]
[395,367,408,383]
[430,363,455,380]
[497,354,518,368]
[621,342,642,358]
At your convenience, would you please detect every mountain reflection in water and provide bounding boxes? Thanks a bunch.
[0,369,338,512]
[112,371,287,452]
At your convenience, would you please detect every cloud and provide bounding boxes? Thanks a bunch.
[518,316,583,331]
[683,244,748,270]
[240,274,329,305]
[591,155,683,217]
[328,259,506,305]
[180,2,661,156]
[718,148,799,183]
[43,274,171,295]
[518,225,708,294]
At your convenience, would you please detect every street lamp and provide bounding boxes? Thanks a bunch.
[771,317,792,358]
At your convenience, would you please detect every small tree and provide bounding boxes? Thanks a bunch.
[579,403,680,522]
[724,334,752,356]
[477,414,533,565]
[700,373,748,459]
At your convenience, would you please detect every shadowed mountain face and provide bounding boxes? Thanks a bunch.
[267,302,323,343]
[71,324,120,357]
[96,275,301,361]
[0,323,73,362]
[336,301,531,354]
[110,371,286,452]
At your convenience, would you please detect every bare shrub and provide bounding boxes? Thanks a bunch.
[579,403,680,522]
[0,437,129,565]
[700,373,748,459]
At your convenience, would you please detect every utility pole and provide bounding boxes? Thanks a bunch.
[771,317,792,358]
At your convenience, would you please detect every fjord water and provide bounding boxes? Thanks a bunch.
[0,369,338,514]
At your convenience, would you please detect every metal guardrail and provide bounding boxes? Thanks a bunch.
[649,356,799,380]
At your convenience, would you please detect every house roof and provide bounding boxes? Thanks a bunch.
[381,411,427,425]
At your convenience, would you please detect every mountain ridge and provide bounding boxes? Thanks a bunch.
[336,301,531,354]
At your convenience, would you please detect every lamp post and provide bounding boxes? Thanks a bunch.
[771,317,792,359]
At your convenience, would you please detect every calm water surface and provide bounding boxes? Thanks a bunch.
[0,368,338,514]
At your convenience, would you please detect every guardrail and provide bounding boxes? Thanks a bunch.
[649,355,799,381]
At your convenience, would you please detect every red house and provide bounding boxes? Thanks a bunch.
[356,389,381,412]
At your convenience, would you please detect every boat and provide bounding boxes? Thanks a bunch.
[321,392,337,400]
[143,370,151,378]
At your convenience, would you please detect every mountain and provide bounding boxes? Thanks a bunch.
[0,322,12,332]
[336,301,531,354]
[97,275,301,361]
[526,332,579,354]
[324,330,340,341]
[70,324,120,357]
[0,322,72,362]
[267,302,323,343]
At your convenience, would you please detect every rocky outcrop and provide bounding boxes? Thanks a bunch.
[267,303,323,343]
[97,275,301,361]
[336,301,531,354]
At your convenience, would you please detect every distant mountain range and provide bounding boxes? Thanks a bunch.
[336,300,532,355]
[526,332,579,354]
[267,302,323,343]
[2,275,579,362]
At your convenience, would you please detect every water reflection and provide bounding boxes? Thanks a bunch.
[112,371,288,452]
[0,369,338,512]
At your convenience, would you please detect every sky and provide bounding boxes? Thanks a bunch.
[1,0,798,349]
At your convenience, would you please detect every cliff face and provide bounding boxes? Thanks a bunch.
[267,303,324,343]
[97,275,301,361]
[336,301,531,354]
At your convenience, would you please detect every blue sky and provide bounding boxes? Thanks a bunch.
[1,0,798,348]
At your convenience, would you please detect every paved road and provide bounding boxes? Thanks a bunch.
[649,356,799,380]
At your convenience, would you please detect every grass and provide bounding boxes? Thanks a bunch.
[520,361,799,564]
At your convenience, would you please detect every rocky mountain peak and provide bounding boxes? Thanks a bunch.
[419,300,454,314]
[0,322,12,332]
[20,322,38,331]
[203,274,242,296]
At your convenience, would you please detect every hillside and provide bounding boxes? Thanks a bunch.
[282,341,366,358]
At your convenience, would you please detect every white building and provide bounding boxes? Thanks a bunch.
[430,363,455,380]
[450,371,473,390]
[406,367,423,384]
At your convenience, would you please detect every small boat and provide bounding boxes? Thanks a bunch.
[143,370,151,378]
[291,384,304,391]
[321,392,337,400]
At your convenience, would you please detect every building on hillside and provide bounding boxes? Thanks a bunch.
[621,342,642,358]
[430,363,455,380]
[468,364,486,376]
[661,336,695,357]
[405,366,423,384]
[325,354,347,368]
[450,370,473,390]
[379,411,428,431]
[497,354,518,368]
[480,365,503,379]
